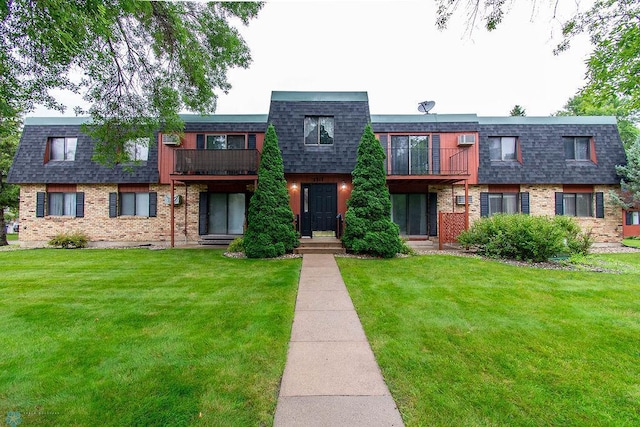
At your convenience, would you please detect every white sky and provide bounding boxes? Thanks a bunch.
[34,0,595,118]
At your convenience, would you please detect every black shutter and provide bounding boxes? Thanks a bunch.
[196,134,205,149]
[149,192,157,217]
[520,192,530,215]
[248,134,256,150]
[378,134,388,173]
[75,192,84,218]
[626,211,633,225]
[432,135,441,174]
[36,192,45,217]
[595,192,604,218]
[555,192,564,215]
[428,192,438,236]
[199,192,208,235]
[109,193,118,217]
[480,192,489,217]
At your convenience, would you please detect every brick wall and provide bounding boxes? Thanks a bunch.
[17,182,623,246]
[17,184,203,247]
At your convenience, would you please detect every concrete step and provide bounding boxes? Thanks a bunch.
[295,238,345,254]
[294,247,346,255]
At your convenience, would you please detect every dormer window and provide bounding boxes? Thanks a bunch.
[125,138,149,161]
[304,116,334,145]
[489,137,517,161]
[49,137,77,161]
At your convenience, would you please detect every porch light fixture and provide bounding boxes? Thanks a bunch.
[341,181,347,190]
[291,181,298,190]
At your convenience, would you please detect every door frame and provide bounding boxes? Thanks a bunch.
[300,183,338,237]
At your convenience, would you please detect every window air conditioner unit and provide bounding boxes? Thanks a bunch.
[163,194,183,205]
[456,195,473,205]
[457,134,476,146]
[162,133,181,146]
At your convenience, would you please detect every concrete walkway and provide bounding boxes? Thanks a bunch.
[274,254,404,426]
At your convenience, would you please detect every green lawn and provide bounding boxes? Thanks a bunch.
[337,254,640,426]
[622,237,640,248]
[5,233,18,241]
[0,249,301,426]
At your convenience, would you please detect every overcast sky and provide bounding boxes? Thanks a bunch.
[35,0,596,118]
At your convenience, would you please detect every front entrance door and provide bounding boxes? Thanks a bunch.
[301,184,337,237]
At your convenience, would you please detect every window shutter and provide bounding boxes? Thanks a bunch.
[196,134,205,149]
[149,192,157,217]
[555,192,564,215]
[520,192,530,215]
[248,134,256,150]
[109,193,118,217]
[36,192,46,217]
[428,192,438,236]
[480,192,489,217]
[199,192,208,235]
[75,192,84,218]
[432,135,441,174]
[626,211,633,225]
[595,192,604,218]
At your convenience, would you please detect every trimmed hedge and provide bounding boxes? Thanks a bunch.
[457,214,592,262]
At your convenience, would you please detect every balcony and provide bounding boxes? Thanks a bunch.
[385,147,469,176]
[174,149,260,175]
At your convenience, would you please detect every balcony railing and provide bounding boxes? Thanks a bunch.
[386,147,469,176]
[174,149,260,175]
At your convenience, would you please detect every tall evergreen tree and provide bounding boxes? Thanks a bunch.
[343,124,402,258]
[509,105,526,116]
[610,141,640,210]
[244,124,298,258]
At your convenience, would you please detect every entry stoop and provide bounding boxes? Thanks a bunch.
[294,237,346,255]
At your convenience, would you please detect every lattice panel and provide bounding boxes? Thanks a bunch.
[439,212,466,248]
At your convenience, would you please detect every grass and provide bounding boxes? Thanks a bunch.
[622,237,640,248]
[337,254,640,426]
[0,249,301,426]
[5,233,18,241]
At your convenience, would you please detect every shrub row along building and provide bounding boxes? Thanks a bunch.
[8,91,640,247]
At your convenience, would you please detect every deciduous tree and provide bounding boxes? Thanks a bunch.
[0,121,20,246]
[244,124,298,258]
[435,0,639,118]
[343,124,402,258]
[0,1,263,165]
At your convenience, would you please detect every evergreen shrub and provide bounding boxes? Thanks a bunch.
[342,124,402,258]
[244,124,298,258]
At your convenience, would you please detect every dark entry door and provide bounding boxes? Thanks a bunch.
[301,184,337,237]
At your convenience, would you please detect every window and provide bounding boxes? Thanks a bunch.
[125,138,149,161]
[391,194,427,235]
[489,137,517,161]
[206,134,246,149]
[120,193,150,216]
[390,135,429,174]
[109,191,157,218]
[480,191,529,217]
[304,116,334,145]
[626,211,640,225]
[36,190,83,218]
[488,193,519,216]
[48,192,77,216]
[564,137,591,160]
[49,137,77,161]
[562,193,593,217]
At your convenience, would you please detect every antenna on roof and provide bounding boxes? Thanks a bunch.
[418,100,436,114]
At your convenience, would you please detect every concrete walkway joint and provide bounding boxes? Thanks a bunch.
[274,254,404,426]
